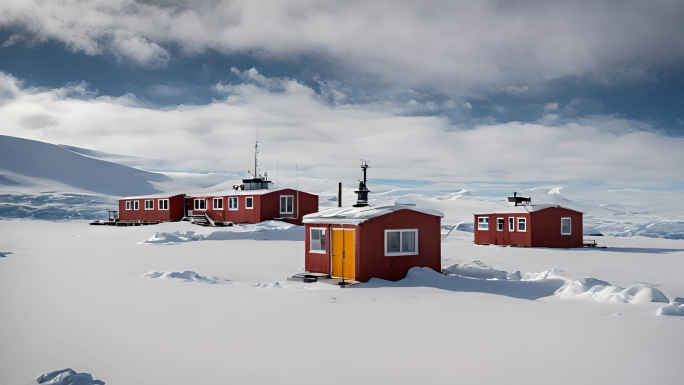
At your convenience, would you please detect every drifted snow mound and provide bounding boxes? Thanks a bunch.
[143,270,233,284]
[0,251,13,257]
[657,301,684,316]
[361,267,565,300]
[139,221,304,245]
[554,278,669,304]
[36,368,104,385]
[442,260,521,280]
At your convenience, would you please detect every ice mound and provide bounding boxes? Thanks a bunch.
[524,269,567,281]
[554,278,669,304]
[139,221,304,244]
[442,260,520,280]
[143,270,233,284]
[36,368,104,385]
[657,301,684,316]
[0,251,13,257]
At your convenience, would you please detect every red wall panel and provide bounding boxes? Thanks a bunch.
[118,194,185,222]
[530,208,583,248]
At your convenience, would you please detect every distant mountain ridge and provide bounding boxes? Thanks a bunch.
[0,135,170,196]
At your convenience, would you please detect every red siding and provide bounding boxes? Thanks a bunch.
[187,189,319,224]
[304,210,442,282]
[530,207,583,248]
[474,207,583,248]
[118,194,185,222]
[474,213,531,246]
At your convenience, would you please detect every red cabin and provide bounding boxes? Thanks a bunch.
[302,204,444,282]
[118,194,186,222]
[187,188,319,225]
[473,204,583,248]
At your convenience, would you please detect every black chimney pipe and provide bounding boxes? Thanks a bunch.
[338,182,342,207]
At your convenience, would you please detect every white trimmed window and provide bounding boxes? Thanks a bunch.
[477,217,489,230]
[385,229,418,256]
[310,228,326,253]
[497,218,504,231]
[125,201,132,210]
[280,195,294,214]
[213,197,223,210]
[158,199,169,210]
[517,217,527,232]
[144,200,154,210]
[194,199,206,210]
[561,217,571,235]
[228,197,238,210]
[134,200,139,210]
[245,197,253,209]
[509,217,515,232]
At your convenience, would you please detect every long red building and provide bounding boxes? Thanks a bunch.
[186,188,319,225]
[474,204,583,248]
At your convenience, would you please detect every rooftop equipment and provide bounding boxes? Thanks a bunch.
[239,131,274,190]
[507,192,531,206]
[353,160,371,207]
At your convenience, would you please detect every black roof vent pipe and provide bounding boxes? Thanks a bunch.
[353,160,370,207]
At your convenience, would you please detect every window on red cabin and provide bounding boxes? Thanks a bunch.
[213,198,223,210]
[144,200,154,210]
[497,218,504,231]
[228,197,238,210]
[245,197,253,209]
[517,217,526,232]
[561,218,571,235]
[477,217,489,230]
[158,199,169,210]
[509,217,515,231]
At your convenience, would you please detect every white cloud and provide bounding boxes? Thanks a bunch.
[462,102,472,110]
[544,102,559,111]
[2,1,684,92]
[1,71,683,190]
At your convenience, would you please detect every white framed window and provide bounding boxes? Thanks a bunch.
[228,197,238,210]
[158,199,169,210]
[245,197,253,209]
[134,200,139,210]
[125,201,132,210]
[561,217,571,235]
[213,197,223,210]
[194,199,206,210]
[517,217,527,232]
[477,217,489,230]
[280,195,294,214]
[144,199,154,210]
[497,218,504,231]
[385,229,418,256]
[310,228,326,253]
[508,217,515,232]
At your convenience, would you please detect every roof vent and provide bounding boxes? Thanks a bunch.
[353,160,370,207]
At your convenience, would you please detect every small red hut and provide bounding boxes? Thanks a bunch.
[187,187,319,225]
[302,161,443,282]
[118,193,186,222]
[473,193,583,248]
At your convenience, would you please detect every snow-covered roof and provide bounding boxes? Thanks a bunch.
[120,193,185,200]
[473,204,583,215]
[190,187,290,197]
[303,204,444,225]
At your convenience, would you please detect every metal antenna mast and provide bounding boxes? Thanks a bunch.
[254,128,259,178]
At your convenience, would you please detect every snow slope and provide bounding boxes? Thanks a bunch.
[0,135,169,196]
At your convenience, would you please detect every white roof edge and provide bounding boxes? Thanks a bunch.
[120,193,185,200]
[302,204,444,224]
[473,204,584,215]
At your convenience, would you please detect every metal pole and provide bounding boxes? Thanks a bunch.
[338,182,342,207]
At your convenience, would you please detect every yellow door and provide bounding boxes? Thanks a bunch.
[331,229,355,280]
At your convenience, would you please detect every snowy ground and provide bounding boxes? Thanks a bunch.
[1,220,683,385]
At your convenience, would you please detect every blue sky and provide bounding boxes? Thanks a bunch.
[1,0,683,191]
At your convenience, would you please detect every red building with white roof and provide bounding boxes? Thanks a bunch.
[473,193,583,248]
[302,161,443,282]
[187,187,318,225]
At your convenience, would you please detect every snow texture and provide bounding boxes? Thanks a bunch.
[554,278,670,304]
[143,270,233,284]
[139,221,304,244]
[36,368,104,385]
[657,301,684,316]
